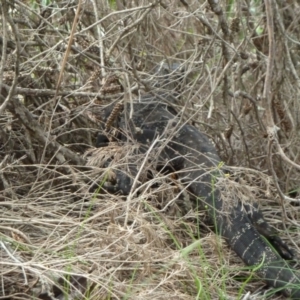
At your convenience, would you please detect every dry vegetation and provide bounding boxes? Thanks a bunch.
[1,0,300,299]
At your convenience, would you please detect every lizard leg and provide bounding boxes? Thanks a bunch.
[96,133,110,148]
[93,128,158,195]
[244,203,295,260]
[90,165,138,195]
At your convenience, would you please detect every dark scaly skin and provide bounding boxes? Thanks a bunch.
[244,203,295,261]
[96,100,300,298]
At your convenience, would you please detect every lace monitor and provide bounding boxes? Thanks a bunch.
[95,99,300,298]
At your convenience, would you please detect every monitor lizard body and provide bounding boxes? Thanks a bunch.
[94,99,300,298]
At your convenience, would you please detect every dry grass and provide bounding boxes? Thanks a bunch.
[1,142,300,299]
[1,1,300,299]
